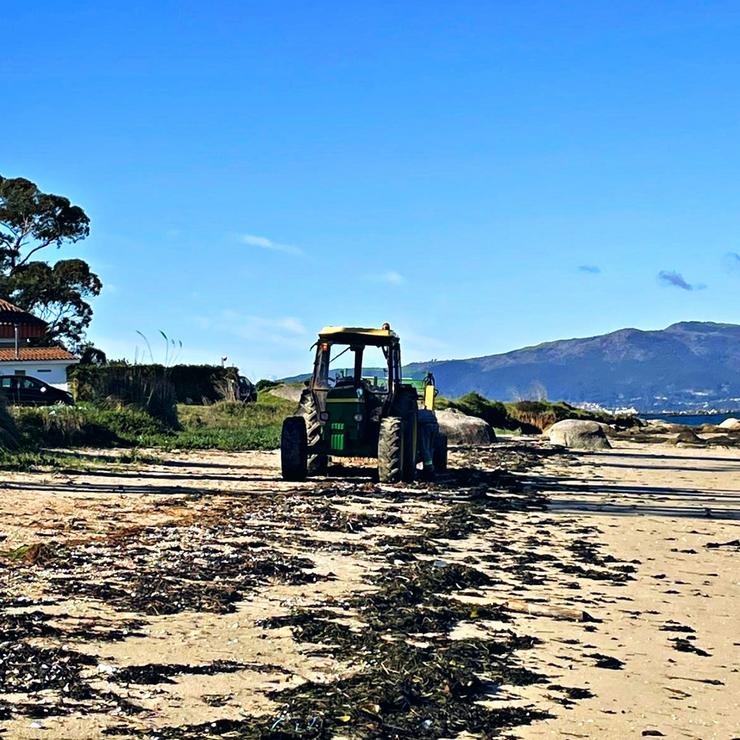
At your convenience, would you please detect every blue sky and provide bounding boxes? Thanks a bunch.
[2,1,739,378]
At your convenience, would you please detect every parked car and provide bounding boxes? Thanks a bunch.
[0,375,74,406]
[238,375,257,403]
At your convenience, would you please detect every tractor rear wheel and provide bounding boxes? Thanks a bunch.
[378,417,404,483]
[298,389,328,475]
[433,431,448,474]
[393,387,418,483]
[281,416,308,481]
[402,414,417,482]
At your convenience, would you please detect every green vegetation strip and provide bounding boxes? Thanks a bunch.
[0,394,295,465]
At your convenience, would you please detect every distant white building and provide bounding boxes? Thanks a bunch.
[0,299,78,390]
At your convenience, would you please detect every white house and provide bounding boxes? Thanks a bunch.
[0,299,78,390]
[0,347,78,389]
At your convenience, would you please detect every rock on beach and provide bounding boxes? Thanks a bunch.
[547,419,612,450]
[436,408,496,445]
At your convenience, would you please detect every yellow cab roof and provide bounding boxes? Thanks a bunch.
[318,326,399,346]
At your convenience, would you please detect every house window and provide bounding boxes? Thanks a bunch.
[14,370,26,376]
[37,369,51,373]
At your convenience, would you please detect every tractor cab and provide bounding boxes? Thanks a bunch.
[280,323,447,482]
[310,325,402,456]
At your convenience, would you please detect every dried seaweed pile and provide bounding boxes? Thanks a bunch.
[39,523,322,616]
[0,597,145,720]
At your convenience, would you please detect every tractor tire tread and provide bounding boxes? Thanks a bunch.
[378,417,404,484]
[298,389,328,475]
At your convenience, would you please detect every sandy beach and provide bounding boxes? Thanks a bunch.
[1,440,738,738]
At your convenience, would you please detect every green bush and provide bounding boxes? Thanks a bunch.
[124,397,290,451]
[69,365,178,426]
[439,392,521,431]
[4,395,294,456]
[0,402,19,450]
[11,404,169,448]
[504,399,612,431]
[255,378,280,392]
[138,426,281,451]
[70,364,241,408]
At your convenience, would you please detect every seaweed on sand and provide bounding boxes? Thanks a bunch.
[110,660,250,686]
[46,535,321,616]
[257,635,551,739]
[234,557,547,738]
[0,640,143,719]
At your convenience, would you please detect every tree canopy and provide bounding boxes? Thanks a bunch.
[0,175,101,349]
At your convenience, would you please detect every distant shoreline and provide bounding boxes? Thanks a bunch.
[641,411,739,426]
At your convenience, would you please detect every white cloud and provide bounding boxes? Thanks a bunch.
[273,317,306,335]
[367,271,406,285]
[197,311,307,346]
[239,233,303,256]
[383,271,406,285]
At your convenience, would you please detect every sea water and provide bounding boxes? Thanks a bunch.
[642,412,739,426]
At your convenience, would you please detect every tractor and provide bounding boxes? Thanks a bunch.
[280,324,447,482]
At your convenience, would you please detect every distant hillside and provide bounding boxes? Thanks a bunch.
[406,322,740,411]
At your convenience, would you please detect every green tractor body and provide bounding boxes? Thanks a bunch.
[280,324,447,483]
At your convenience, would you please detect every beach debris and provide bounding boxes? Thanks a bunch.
[110,660,249,686]
[705,538,740,550]
[667,675,724,686]
[0,542,58,564]
[588,653,625,670]
[502,598,598,622]
[547,684,595,706]
[669,638,711,657]
[659,621,695,633]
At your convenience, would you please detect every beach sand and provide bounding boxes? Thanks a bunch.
[510,441,740,738]
[0,440,738,738]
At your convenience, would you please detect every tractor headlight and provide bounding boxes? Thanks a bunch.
[354,414,363,422]
[319,412,329,422]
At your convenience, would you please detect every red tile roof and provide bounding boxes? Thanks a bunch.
[0,347,77,362]
[0,298,48,338]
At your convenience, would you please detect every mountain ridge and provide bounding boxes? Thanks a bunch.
[405,321,740,411]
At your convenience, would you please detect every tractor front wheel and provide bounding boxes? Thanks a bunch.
[281,416,308,481]
[378,417,404,484]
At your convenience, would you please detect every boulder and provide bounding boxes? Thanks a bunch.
[718,417,740,431]
[673,428,706,446]
[435,408,496,445]
[266,384,304,403]
[547,419,612,450]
